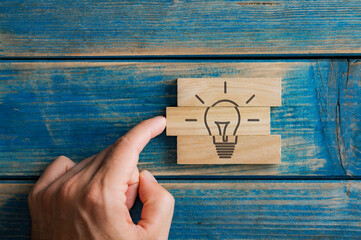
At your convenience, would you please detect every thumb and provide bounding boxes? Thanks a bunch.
[137,170,175,239]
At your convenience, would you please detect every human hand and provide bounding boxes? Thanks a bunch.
[28,116,174,240]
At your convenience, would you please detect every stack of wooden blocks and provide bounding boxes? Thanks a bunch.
[166,78,282,164]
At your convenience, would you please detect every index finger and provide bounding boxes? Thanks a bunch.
[98,116,166,184]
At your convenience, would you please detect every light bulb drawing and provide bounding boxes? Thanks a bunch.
[180,80,260,160]
[169,78,282,164]
[204,100,241,159]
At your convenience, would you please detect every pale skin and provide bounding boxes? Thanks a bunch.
[28,116,174,240]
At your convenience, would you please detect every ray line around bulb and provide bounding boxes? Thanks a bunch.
[246,94,256,104]
[224,81,227,94]
[195,94,205,104]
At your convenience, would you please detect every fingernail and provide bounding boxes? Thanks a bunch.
[142,170,158,183]
[154,115,166,121]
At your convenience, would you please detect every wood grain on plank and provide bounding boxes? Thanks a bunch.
[339,60,361,176]
[0,60,352,176]
[177,78,281,107]
[1,1,361,56]
[166,107,270,136]
[177,135,280,164]
[1,181,360,239]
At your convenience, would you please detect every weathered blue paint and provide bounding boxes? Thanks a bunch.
[1,1,361,56]
[340,60,361,176]
[0,60,357,177]
[1,181,360,239]
[1,0,360,238]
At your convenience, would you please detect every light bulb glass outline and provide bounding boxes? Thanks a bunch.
[204,99,241,137]
[203,99,241,159]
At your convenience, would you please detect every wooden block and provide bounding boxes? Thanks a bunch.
[178,78,281,107]
[166,107,270,136]
[177,135,281,164]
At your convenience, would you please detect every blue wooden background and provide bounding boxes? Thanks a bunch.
[1,1,361,239]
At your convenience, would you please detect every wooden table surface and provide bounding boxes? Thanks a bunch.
[1,1,361,239]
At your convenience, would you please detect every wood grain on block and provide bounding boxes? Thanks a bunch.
[177,78,281,107]
[177,135,281,164]
[166,107,270,136]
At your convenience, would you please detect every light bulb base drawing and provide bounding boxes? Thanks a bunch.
[213,136,238,159]
[214,142,236,158]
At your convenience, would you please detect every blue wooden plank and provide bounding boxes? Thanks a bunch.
[339,59,361,176]
[0,60,354,176]
[1,0,361,56]
[1,181,360,239]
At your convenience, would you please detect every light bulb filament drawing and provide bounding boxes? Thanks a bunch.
[215,121,230,142]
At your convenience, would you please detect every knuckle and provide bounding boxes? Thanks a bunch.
[57,179,76,202]
[36,185,57,208]
[27,188,36,204]
[115,135,133,147]
[82,183,103,208]
[29,185,51,207]
[160,190,175,206]
[114,135,139,153]
[55,155,69,161]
